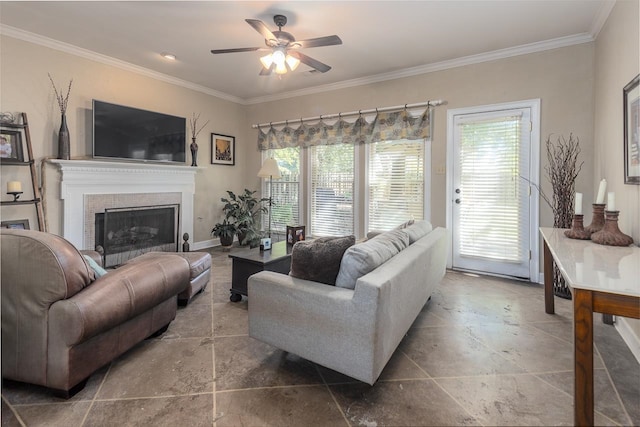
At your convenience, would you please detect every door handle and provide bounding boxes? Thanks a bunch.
[455,198,461,204]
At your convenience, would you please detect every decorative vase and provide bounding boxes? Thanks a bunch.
[58,113,70,160]
[584,203,605,234]
[190,137,198,167]
[564,214,591,240]
[591,211,634,246]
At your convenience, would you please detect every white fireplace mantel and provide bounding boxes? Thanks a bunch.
[50,159,199,249]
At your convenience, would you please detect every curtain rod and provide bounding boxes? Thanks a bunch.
[251,99,445,129]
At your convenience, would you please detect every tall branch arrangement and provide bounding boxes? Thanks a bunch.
[527,134,583,228]
[48,73,73,115]
[189,112,210,139]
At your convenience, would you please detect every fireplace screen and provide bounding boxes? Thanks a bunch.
[95,204,180,267]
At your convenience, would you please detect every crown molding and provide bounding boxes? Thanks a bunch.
[589,0,616,38]
[0,24,244,104]
[245,33,595,104]
[1,23,596,106]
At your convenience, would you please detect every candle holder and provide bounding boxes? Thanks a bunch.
[591,210,634,246]
[7,191,23,202]
[564,214,591,239]
[584,203,605,234]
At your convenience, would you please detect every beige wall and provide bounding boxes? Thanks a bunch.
[246,43,596,245]
[0,35,254,243]
[593,0,640,351]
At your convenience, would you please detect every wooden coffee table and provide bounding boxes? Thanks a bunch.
[228,240,292,302]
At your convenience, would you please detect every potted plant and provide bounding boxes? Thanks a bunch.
[211,219,236,247]
[221,189,268,246]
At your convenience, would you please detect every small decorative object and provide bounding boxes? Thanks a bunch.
[565,214,591,240]
[211,133,235,165]
[591,211,634,246]
[182,232,190,252]
[6,181,23,201]
[584,203,606,234]
[260,237,272,251]
[1,219,29,230]
[189,112,209,167]
[48,73,73,160]
[623,74,639,184]
[286,225,306,245]
[0,129,24,161]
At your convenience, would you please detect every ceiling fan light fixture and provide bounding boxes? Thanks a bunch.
[259,53,273,69]
[272,49,286,66]
[275,61,288,75]
[285,54,300,71]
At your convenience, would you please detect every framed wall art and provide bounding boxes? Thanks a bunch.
[624,74,639,184]
[0,129,24,162]
[211,133,235,166]
[1,219,30,230]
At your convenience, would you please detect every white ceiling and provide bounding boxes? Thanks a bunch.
[0,1,612,104]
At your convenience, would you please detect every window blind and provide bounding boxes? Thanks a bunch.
[368,139,425,231]
[456,113,528,263]
[262,147,300,233]
[310,144,354,236]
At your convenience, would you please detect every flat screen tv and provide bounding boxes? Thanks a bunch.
[93,100,186,163]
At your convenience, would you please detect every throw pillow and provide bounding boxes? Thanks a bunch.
[83,255,108,278]
[335,228,409,290]
[402,220,433,244]
[289,235,356,286]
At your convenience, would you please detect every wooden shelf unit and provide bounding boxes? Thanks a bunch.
[1,113,45,230]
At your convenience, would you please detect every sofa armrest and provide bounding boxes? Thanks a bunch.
[49,254,190,345]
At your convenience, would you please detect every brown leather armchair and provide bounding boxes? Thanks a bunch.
[1,229,191,397]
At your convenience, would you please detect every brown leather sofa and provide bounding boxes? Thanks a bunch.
[0,229,191,397]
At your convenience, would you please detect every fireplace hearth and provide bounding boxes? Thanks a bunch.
[96,204,179,267]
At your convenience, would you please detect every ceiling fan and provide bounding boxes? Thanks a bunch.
[210,14,342,75]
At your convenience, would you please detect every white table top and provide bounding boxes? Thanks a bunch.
[540,227,640,298]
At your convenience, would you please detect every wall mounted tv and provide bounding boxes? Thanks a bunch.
[93,100,186,163]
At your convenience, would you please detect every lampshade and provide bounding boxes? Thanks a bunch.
[259,50,300,74]
[257,157,282,179]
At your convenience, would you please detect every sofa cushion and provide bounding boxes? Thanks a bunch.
[366,219,415,240]
[335,228,410,289]
[402,220,433,244]
[289,235,355,286]
[83,255,108,278]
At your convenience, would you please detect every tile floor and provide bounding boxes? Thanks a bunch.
[2,247,639,426]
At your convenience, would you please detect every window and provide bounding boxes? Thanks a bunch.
[262,147,300,234]
[309,144,355,236]
[367,139,425,231]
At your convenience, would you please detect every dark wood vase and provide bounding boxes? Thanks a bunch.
[58,113,70,160]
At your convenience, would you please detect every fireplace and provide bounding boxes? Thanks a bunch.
[51,159,197,251]
[95,204,179,267]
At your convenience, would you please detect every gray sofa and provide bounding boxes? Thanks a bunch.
[248,223,449,385]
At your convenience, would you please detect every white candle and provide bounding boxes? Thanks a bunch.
[607,192,615,211]
[574,192,583,215]
[7,181,21,193]
[595,179,607,203]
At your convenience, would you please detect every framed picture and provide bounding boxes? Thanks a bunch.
[0,129,24,162]
[624,74,639,184]
[1,219,30,230]
[211,133,235,166]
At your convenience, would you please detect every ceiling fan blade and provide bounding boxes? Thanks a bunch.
[293,35,342,49]
[259,64,274,76]
[211,47,268,54]
[288,51,331,73]
[245,19,277,43]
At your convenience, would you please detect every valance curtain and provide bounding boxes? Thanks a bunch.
[257,107,432,150]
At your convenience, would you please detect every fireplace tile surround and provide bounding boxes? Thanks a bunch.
[51,159,198,250]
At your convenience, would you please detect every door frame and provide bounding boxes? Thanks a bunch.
[445,99,541,282]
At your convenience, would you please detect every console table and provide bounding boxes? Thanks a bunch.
[540,227,639,426]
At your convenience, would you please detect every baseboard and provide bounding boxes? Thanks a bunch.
[615,317,640,364]
[193,238,217,250]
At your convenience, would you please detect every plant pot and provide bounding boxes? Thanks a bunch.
[237,230,249,246]
[219,234,234,247]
